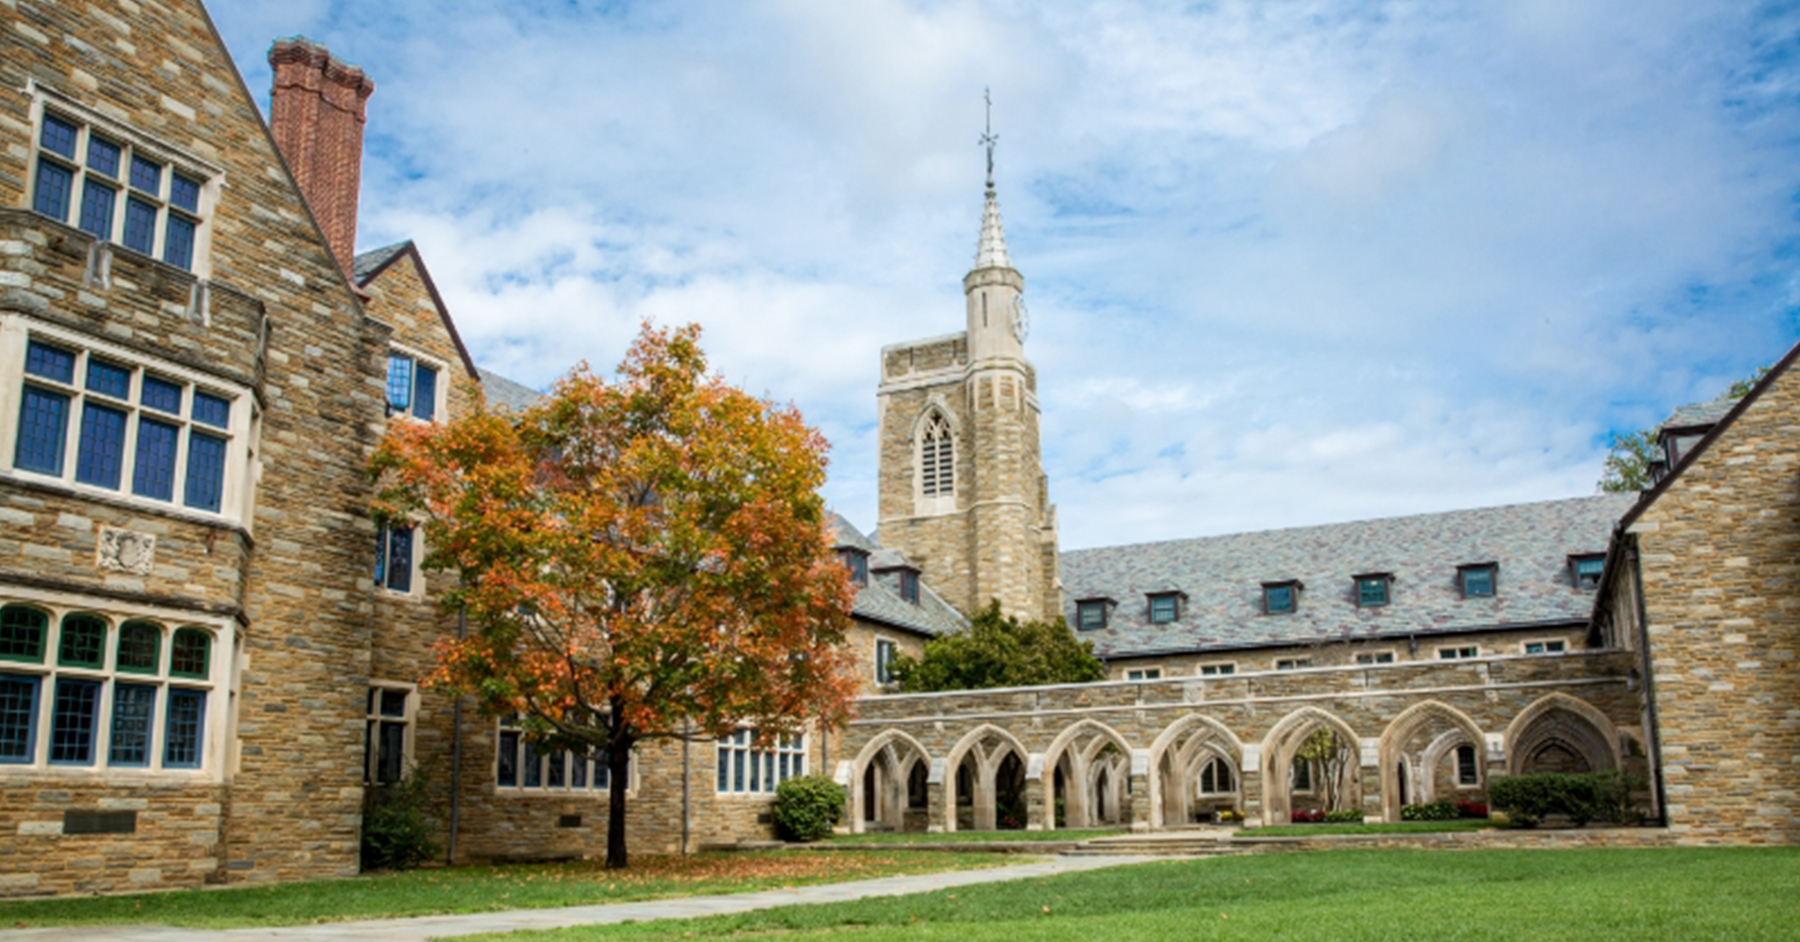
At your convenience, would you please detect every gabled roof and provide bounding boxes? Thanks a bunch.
[476,368,545,412]
[1062,494,1634,659]
[1662,394,1738,431]
[352,240,479,378]
[827,512,966,638]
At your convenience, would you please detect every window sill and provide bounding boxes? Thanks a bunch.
[493,787,636,800]
[0,763,220,785]
[0,468,248,538]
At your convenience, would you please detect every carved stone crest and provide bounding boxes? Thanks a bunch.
[97,527,156,575]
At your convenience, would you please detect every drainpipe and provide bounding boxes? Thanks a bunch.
[1629,537,1669,826]
[681,718,691,855]
[447,605,466,864]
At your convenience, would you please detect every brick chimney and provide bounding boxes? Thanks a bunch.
[267,37,375,271]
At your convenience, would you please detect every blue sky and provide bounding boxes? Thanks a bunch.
[212,0,1800,550]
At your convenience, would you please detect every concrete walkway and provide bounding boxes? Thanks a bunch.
[1,854,1159,942]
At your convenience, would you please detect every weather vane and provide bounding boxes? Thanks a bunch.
[979,86,997,191]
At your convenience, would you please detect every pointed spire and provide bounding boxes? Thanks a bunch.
[973,88,1014,272]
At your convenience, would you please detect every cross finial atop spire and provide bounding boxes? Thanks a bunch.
[979,86,997,192]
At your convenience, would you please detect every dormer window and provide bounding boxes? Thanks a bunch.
[1354,573,1392,608]
[899,570,920,604]
[1075,599,1110,631]
[1147,592,1182,624]
[1458,563,1497,599]
[1262,581,1299,615]
[839,549,869,586]
[1569,554,1605,590]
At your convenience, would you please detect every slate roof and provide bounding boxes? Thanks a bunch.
[477,368,545,412]
[828,512,967,638]
[1062,494,1635,658]
[1662,395,1737,430]
[351,241,409,284]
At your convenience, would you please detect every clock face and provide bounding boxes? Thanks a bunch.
[1011,295,1029,342]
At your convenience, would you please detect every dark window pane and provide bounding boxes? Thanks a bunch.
[0,608,47,663]
[734,747,745,791]
[596,751,613,790]
[0,674,41,762]
[123,197,157,255]
[1463,567,1494,597]
[183,431,226,511]
[380,689,407,717]
[386,355,413,411]
[169,173,201,212]
[87,137,120,177]
[385,527,413,593]
[523,741,542,787]
[50,678,101,764]
[132,417,179,500]
[377,721,405,783]
[547,751,565,787]
[1358,578,1388,607]
[15,386,70,475]
[1149,595,1176,623]
[25,342,76,383]
[1266,585,1295,614]
[129,156,161,194]
[40,115,77,158]
[716,747,729,791]
[192,392,230,428]
[32,160,72,221]
[116,621,160,673]
[572,755,588,788]
[78,180,116,238]
[164,689,205,768]
[497,730,519,786]
[75,402,127,489]
[170,629,209,679]
[86,359,130,399]
[109,684,156,766]
[412,365,437,421]
[163,215,195,271]
[141,376,182,414]
[57,614,105,668]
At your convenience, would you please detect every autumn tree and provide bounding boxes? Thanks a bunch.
[888,601,1105,692]
[371,323,859,869]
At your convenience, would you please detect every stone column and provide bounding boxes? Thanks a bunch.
[927,758,948,833]
[1025,753,1047,831]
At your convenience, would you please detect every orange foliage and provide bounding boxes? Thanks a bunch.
[370,323,858,866]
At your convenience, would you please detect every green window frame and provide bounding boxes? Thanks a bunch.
[115,621,161,675]
[0,606,48,664]
[55,614,106,669]
[169,628,210,679]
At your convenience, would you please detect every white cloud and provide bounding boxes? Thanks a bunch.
[209,0,1800,550]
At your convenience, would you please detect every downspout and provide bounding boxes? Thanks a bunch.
[1629,535,1669,826]
[681,718,691,855]
[447,604,466,864]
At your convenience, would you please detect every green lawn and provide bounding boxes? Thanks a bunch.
[461,846,1800,942]
[827,827,1127,844]
[1239,819,1496,837]
[0,850,1012,929]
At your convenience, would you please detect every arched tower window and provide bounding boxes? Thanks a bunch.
[920,412,955,498]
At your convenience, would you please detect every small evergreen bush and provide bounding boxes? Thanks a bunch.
[773,774,844,842]
[1487,771,1633,827]
[1401,800,1458,821]
[1323,809,1364,823]
[361,766,438,871]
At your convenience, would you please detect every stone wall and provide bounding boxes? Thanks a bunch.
[1103,624,1593,679]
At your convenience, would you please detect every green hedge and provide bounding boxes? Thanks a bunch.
[773,774,845,842]
[1486,771,1632,827]
[1402,800,1459,821]
[1324,809,1363,823]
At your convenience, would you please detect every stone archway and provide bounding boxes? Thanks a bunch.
[1040,720,1134,830]
[1377,701,1486,821]
[848,730,931,833]
[1262,707,1364,825]
[1147,714,1245,829]
[942,724,1030,832]
[1505,694,1620,776]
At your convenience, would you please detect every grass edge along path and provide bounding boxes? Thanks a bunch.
[456,846,1800,942]
[0,849,1016,929]
[825,827,1128,844]
[1238,819,1496,837]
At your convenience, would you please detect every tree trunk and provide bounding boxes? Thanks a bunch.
[606,734,634,869]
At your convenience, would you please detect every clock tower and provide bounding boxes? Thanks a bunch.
[873,103,1060,624]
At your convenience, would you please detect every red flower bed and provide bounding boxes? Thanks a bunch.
[1456,801,1489,818]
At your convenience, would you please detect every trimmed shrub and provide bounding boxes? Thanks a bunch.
[1487,771,1633,827]
[361,766,438,871]
[1401,800,1458,821]
[773,774,844,842]
[1324,809,1363,823]
[1455,800,1489,818]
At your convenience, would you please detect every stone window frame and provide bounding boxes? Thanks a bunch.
[0,587,234,783]
[1453,743,1481,788]
[1354,650,1398,665]
[1197,754,1237,796]
[715,727,806,797]
[364,681,417,786]
[912,407,957,515]
[384,343,449,424]
[1521,638,1567,656]
[0,316,254,526]
[373,521,425,601]
[874,636,898,685]
[1124,667,1163,681]
[1197,662,1236,676]
[1274,657,1313,671]
[1437,645,1480,660]
[492,714,637,798]
[24,83,223,278]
